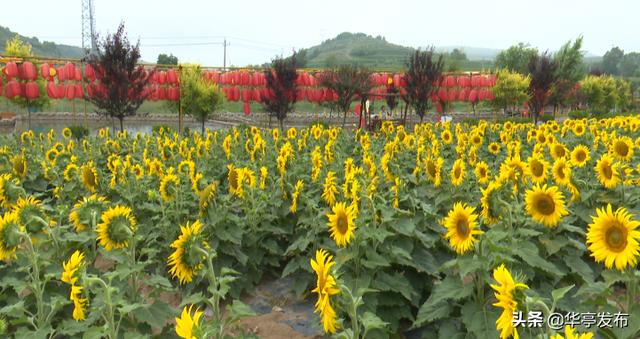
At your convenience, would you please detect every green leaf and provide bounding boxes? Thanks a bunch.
[517,241,565,277]
[563,256,594,283]
[438,321,468,339]
[575,282,609,297]
[135,300,181,329]
[361,311,389,334]
[227,299,258,318]
[82,326,104,339]
[13,324,53,339]
[361,250,390,269]
[461,300,500,339]
[551,284,575,312]
[180,292,206,307]
[372,271,416,301]
[539,234,569,255]
[146,274,173,288]
[410,247,440,275]
[281,258,300,278]
[412,300,453,328]
[390,215,415,236]
[427,275,475,305]
[601,269,626,288]
[119,302,146,314]
[124,332,151,339]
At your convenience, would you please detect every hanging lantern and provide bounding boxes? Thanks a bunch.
[306,89,315,102]
[438,88,448,102]
[446,76,455,88]
[56,67,66,82]
[469,89,478,103]
[393,74,401,87]
[448,89,457,102]
[151,84,159,101]
[167,69,178,86]
[478,89,486,101]
[25,82,39,99]
[486,89,495,101]
[241,71,251,87]
[158,87,167,100]
[4,82,15,99]
[260,87,271,101]
[241,88,251,103]
[458,90,466,101]
[315,89,324,102]
[76,84,84,99]
[64,63,76,81]
[233,71,241,86]
[17,64,26,80]
[471,76,479,88]
[22,62,37,80]
[435,102,443,114]
[158,71,167,85]
[355,104,361,115]
[253,88,262,103]
[4,62,18,79]
[296,88,305,102]
[85,65,96,81]
[232,87,240,102]
[309,74,316,87]
[66,84,76,101]
[75,68,82,82]
[46,82,59,99]
[480,76,488,88]
[243,103,251,115]
[489,75,497,87]
[251,72,261,87]
[9,81,20,98]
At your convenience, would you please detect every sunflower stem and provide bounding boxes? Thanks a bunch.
[86,276,117,339]
[531,299,552,338]
[627,266,636,313]
[19,232,45,329]
[497,197,514,233]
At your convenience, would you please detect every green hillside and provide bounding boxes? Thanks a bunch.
[0,25,86,59]
[305,32,495,72]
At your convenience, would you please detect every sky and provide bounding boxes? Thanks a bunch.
[3,0,639,67]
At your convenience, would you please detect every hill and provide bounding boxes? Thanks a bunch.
[0,25,86,59]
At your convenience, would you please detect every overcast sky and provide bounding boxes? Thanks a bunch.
[3,0,638,66]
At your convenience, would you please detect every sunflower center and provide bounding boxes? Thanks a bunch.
[13,156,25,174]
[536,195,555,215]
[426,162,436,177]
[337,214,349,235]
[229,171,239,190]
[576,152,586,162]
[531,162,543,177]
[454,166,462,179]
[555,166,566,179]
[83,168,96,186]
[479,168,486,177]
[615,142,628,156]
[456,219,470,238]
[605,224,627,252]
[554,147,565,158]
[602,165,613,179]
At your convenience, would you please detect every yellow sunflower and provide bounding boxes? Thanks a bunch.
[443,202,483,254]
[168,220,209,284]
[481,180,502,225]
[13,196,55,234]
[586,204,640,271]
[572,124,586,136]
[96,205,136,251]
[327,202,356,247]
[550,143,569,160]
[441,129,453,144]
[131,164,144,179]
[552,157,572,187]
[287,127,297,139]
[12,152,27,178]
[69,195,110,232]
[491,264,529,339]
[64,163,79,182]
[199,183,216,216]
[488,142,500,154]
[525,184,569,227]
[322,171,338,207]
[228,164,240,195]
[62,127,72,139]
[424,157,444,186]
[609,136,634,162]
[0,211,23,260]
[81,162,98,192]
[260,167,268,190]
[311,249,340,334]
[175,304,204,339]
[595,153,621,189]
[526,155,549,185]
[550,325,594,339]
[160,170,180,201]
[290,180,304,213]
[451,159,466,186]
[570,145,591,168]
[474,161,491,185]
[45,148,59,163]
[61,250,85,285]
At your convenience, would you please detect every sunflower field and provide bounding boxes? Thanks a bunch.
[0,116,639,339]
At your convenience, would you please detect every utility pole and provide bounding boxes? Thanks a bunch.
[223,38,229,70]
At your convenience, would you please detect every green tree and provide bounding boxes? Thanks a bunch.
[548,36,585,112]
[324,53,338,68]
[494,42,538,74]
[451,48,467,61]
[601,46,624,75]
[445,48,466,73]
[157,53,178,66]
[490,68,530,117]
[404,47,445,123]
[284,48,307,68]
[616,78,631,109]
[621,52,640,77]
[165,64,225,134]
[3,35,52,126]
[527,52,558,124]
[85,23,154,132]
[579,75,622,110]
[319,64,373,127]
[264,53,298,130]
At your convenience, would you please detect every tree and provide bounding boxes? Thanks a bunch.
[548,36,585,112]
[578,75,622,110]
[451,48,467,61]
[263,53,298,131]
[527,52,558,124]
[85,23,154,132]
[616,78,631,109]
[157,53,178,66]
[284,48,307,68]
[325,53,338,68]
[621,52,640,77]
[490,68,530,118]
[165,64,225,134]
[494,42,538,74]
[404,47,445,124]
[601,47,624,75]
[445,48,466,73]
[3,35,52,127]
[319,64,373,127]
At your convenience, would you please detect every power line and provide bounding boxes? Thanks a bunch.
[144,42,224,47]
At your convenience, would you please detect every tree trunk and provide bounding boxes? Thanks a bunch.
[202,120,205,135]
[119,117,124,132]
[342,110,347,128]
[420,114,424,124]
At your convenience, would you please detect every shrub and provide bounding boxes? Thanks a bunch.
[152,124,173,135]
[590,108,609,118]
[308,119,329,129]
[506,117,534,124]
[538,114,555,122]
[67,125,89,141]
[568,110,589,120]
[462,117,479,125]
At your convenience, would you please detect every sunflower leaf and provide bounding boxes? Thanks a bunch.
[517,241,565,277]
[411,299,452,329]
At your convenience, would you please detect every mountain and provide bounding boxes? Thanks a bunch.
[0,25,86,59]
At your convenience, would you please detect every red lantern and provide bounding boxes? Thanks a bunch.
[446,76,455,88]
[252,72,261,87]
[260,87,271,101]
[46,82,58,98]
[490,75,497,87]
[435,102,443,114]
[22,62,37,80]
[170,86,181,101]
[479,76,488,88]
[471,76,479,88]
[241,88,251,103]
[315,89,324,102]
[211,71,219,85]
[296,88,305,102]
[158,87,167,100]
[167,69,178,86]
[243,103,251,115]
[57,67,66,82]
[4,82,15,99]
[4,62,18,79]
[18,83,26,98]
[74,68,81,82]
[17,64,26,80]
[478,89,486,101]
[158,71,167,85]
[309,74,316,87]
[57,84,67,98]
[66,84,76,100]
[439,88,448,102]
[9,81,20,98]
[65,63,76,81]
[85,65,96,81]
[486,89,495,101]
[355,103,361,115]
[253,88,262,103]
[232,87,240,102]
[306,89,315,102]
[458,90,466,101]
[448,89,457,102]
[233,71,241,86]
[469,89,478,103]
[76,84,84,99]
[41,63,51,80]
[26,82,39,99]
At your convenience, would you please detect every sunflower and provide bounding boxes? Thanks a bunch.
[609,136,634,162]
[424,157,444,186]
[552,157,572,187]
[62,127,72,139]
[287,127,297,139]
[149,158,164,178]
[595,153,621,189]
[69,195,110,232]
[289,180,304,213]
[20,131,32,143]
[64,163,79,182]
[525,184,568,227]
[491,264,529,339]
[550,143,569,160]
[45,148,59,163]
[175,304,204,339]
[488,142,500,154]
[272,128,280,141]
[0,211,23,260]
[311,249,340,334]
[159,170,180,201]
[550,325,594,339]
[526,155,549,185]
[322,172,338,207]
[198,183,216,216]
[443,202,483,254]
[451,159,466,186]
[586,204,640,271]
[168,220,209,284]
[441,130,453,144]
[572,124,586,136]
[61,250,85,285]
[474,161,490,185]
[260,167,268,190]
[570,145,591,168]
[470,133,483,146]
[480,180,502,225]
[13,196,54,234]
[327,202,356,247]
[131,164,144,179]
[81,162,98,192]
[96,205,136,251]
[536,131,548,145]
[12,152,27,178]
